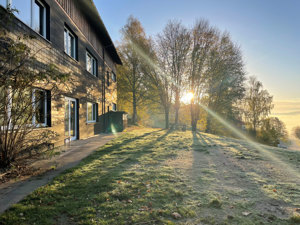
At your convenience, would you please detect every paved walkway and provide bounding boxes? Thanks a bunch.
[0,133,118,214]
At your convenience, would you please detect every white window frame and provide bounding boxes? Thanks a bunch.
[64,27,77,59]
[87,102,97,123]
[112,72,117,82]
[86,51,97,76]
[65,97,77,141]
[5,0,48,39]
[1,88,48,130]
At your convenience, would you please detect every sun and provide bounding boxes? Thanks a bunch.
[181,92,194,104]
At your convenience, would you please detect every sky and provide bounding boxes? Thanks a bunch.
[95,0,300,135]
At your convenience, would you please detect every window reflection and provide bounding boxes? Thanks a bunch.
[0,0,6,8]
[12,0,31,27]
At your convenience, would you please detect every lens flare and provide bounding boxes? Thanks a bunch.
[110,124,118,136]
[181,92,194,104]
[126,35,300,183]
[198,103,300,182]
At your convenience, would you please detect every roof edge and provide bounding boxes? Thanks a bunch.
[78,0,122,65]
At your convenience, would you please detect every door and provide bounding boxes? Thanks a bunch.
[65,97,77,141]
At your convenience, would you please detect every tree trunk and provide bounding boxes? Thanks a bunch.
[191,120,197,132]
[191,102,197,131]
[132,90,137,125]
[175,108,179,126]
[174,90,180,125]
[206,114,211,133]
[164,106,169,129]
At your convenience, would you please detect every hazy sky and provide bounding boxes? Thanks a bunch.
[95,0,300,103]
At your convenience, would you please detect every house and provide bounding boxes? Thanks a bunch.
[0,0,122,146]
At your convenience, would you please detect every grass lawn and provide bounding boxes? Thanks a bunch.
[1,128,300,224]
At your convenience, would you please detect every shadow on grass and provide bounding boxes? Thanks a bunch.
[190,131,298,225]
[0,129,178,225]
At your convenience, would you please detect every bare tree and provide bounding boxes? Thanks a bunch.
[143,41,173,129]
[188,20,216,131]
[0,10,70,168]
[242,76,273,136]
[157,21,190,126]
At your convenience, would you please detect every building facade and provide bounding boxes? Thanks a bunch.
[0,0,121,146]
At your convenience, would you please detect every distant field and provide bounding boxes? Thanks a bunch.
[1,128,300,224]
[272,100,300,150]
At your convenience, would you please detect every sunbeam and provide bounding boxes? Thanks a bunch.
[126,36,300,183]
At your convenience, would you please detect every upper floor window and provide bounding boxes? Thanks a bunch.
[64,27,77,60]
[86,51,97,76]
[112,103,117,112]
[106,71,110,86]
[112,72,117,82]
[7,0,49,39]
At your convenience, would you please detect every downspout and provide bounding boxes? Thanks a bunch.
[102,44,114,132]
[102,47,106,132]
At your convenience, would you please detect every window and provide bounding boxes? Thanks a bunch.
[1,88,49,128]
[9,0,49,39]
[64,27,77,59]
[33,89,47,125]
[106,71,110,86]
[112,103,117,112]
[33,0,47,37]
[112,72,117,82]
[86,51,97,76]
[87,102,97,123]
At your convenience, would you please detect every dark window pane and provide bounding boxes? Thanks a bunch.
[70,34,74,57]
[35,90,46,124]
[70,101,75,136]
[94,61,97,75]
[13,0,31,27]
[107,72,110,86]
[93,104,96,120]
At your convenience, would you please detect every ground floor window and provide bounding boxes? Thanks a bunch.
[0,88,50,128]
[87,102,97,123]
[32,89,47,126]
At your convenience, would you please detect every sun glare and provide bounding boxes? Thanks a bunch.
[181,92,194,104]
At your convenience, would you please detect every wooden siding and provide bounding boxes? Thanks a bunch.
[55,0,103,59]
